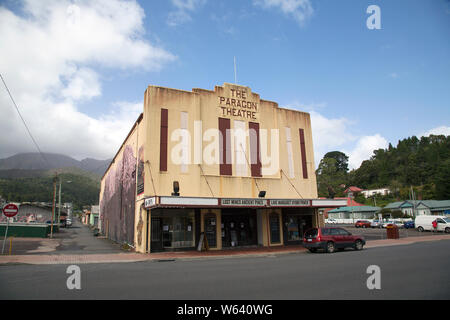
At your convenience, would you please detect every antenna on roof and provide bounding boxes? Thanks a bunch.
[234,56,237,84]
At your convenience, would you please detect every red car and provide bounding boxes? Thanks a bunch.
[355,220,371,228]
[303,227,366,253]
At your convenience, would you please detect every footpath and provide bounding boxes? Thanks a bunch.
[0,234,449,265]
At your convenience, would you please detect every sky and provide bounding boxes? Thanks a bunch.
[0,0,449,170]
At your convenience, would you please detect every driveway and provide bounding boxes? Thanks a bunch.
[1,219,123,255]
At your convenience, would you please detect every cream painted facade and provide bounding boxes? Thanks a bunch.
[99,83,342,254]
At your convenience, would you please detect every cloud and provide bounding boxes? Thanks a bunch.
[0,0,175,160]
[309,111,356,161]
[419,126,450,137]
[167,0,206,27]
[345,134,388,170]
[253,0,314,25]
[388,72,399,79]
[288,103,389,171]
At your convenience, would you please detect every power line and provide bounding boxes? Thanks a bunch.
[0,73,49,167]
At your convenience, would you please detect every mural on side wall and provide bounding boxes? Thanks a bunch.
[100,145,136,245]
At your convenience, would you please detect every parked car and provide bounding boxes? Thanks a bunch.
[415,215,450,233]
[382,220,395,228]
[326,218,338,224]
[403,220,415,229]
[303,227,366,253]
[370,220,383,228]
[392,220,404,228]
[66,218,72,227]
[355,220,371,228]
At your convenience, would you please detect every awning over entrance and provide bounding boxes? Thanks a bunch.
[144,196,347,210]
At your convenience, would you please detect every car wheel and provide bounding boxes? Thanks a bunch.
[326,242,335,253]
[445,228,450,234]
[363,225,366,228]
[355,240,363,251]
[308,248,317,253]
[418,226,424,232]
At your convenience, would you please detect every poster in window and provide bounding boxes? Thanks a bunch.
[137,146,145,195]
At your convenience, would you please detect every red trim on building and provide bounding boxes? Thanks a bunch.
[299,128,308,179]
[160,108,168,172]
[249,122,262,177]
[219,118,232,175]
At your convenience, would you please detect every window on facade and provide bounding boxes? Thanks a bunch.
[234,120,247,177]
[180,111,189,173]
[285,127,295,178]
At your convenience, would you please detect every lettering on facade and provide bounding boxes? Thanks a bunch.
[269,199,311,207]
[221,198,266,206]
[144,197,156,208]
[218,88,258,120]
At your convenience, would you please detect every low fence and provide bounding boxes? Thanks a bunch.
[325,218,413,224]
[0,223,59,238]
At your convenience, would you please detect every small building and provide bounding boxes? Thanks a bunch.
[90,205,99,227]
[361,188,391,198]
[327,206,381,220]
[320,197,364,219]
[414,200,450,216]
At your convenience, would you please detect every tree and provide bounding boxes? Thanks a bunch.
[323,151,349,173]
[316,157,347,198]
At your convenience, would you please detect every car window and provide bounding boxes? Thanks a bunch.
[444,218,450,223]
[329,228,341,235]
[436,219,445,223]
[304,229,318,238]
[337,228,350,235]
[321,228,331,236]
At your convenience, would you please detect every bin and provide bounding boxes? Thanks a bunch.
[386,224,399,239]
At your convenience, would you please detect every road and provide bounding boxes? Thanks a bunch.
[0,219,123,255]
[1,239,449,300]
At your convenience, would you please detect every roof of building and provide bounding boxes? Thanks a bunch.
[384,200,450,210]
[344,186,363,193]
[328,206,381,213]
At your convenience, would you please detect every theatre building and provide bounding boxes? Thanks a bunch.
[99,83,346,253]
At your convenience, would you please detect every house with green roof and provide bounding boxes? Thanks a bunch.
[328,206,381,220]
[415,200,450,216]
[383,200,450,216]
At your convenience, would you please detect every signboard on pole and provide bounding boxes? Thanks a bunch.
[2,203,18,218]
[2,203,18,254]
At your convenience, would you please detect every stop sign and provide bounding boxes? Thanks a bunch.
[2,203,19,218]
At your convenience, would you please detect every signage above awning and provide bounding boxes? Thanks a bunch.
[144,196,346,209]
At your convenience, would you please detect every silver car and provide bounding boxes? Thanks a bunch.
[371,220,383,228]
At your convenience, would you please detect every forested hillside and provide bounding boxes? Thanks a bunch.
[0,172,100,211]
[316,134,450,202]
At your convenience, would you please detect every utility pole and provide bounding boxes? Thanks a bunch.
[58,176,61,228]
[50,174,57,238]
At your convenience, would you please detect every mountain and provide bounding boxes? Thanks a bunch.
[0,153,111,210]
[0,153,111,177]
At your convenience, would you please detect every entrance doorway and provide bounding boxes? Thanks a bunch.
[150,217,163,252]
[221,209,257,248]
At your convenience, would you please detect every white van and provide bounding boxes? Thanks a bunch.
[415,215,450,233]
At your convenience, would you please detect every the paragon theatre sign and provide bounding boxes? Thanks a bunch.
[218,87,259,121]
